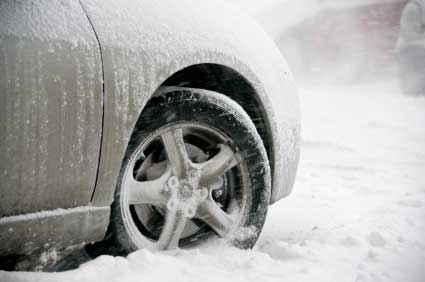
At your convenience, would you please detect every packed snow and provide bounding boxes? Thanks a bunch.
[2,79,424,282]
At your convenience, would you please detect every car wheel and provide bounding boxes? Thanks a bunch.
[110,87,271,252]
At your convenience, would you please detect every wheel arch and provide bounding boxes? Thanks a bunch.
[131,63,276,195]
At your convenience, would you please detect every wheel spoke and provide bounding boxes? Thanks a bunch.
[196,199,234,238]
[161,128,191,178]
[126,170,169,205]
[200,144,239,182]
[156,208,188,250]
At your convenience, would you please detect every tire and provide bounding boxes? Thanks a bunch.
[110,87,271,253]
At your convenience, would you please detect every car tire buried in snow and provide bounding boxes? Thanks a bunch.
[109,87,271,253]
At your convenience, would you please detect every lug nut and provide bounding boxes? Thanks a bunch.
[167,176,179,189]
[167,199,178,211]
[185,206,196,218]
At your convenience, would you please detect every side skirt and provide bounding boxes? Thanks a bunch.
[0,206,110,255]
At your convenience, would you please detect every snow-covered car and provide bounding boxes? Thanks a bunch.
[0,0,300,262]
[396,0,425,95]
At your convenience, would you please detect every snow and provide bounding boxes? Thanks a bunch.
[0,206,107,224]
[226,0,320,39]
[2,79,424,282]
[0,0,97,45]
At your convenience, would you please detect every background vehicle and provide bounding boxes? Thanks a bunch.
[396,0,425,95]
[275,0,409,84]
[0,0,300,268]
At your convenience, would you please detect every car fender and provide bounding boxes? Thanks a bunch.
[81,0,301,206]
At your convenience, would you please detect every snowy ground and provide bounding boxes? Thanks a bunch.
[2,79,424,282]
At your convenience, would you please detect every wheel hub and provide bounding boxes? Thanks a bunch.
[179,182,193,199]
[165,170,208,218]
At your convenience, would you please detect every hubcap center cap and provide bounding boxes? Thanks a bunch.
[166,169,207,217]
[166,169,203,201]
[179,181,194,200]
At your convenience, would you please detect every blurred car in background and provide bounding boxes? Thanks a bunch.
[396,0,425,95]
[275,0,409,84]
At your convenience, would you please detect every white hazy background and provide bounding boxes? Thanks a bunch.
[2,1,425,282]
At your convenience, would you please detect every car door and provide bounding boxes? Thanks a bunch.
[0,0,103,216]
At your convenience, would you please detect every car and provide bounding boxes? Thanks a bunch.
[396,0,425,95]
[276,0,409,84]
[0,0,300,268]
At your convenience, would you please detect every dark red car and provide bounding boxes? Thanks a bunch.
[276,0,409,84]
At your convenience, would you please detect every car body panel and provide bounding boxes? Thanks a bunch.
[0,0,300,256]
[0,206,109,255]
[0,0,103,216]
[80,0,300,206]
